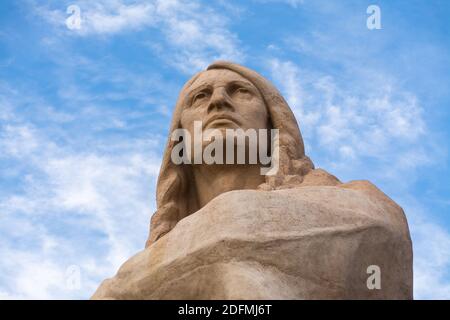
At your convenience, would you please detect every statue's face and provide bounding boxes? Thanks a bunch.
[180,69,269,134]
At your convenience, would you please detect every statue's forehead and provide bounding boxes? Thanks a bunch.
[187,69,254,92]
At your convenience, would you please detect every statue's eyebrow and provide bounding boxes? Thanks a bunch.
[184,79,258,107]
[186,84,211,103]
[226,80,258,93]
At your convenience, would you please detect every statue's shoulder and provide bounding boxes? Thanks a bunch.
[338,179,403,212]
[298,169,408,231]
[300,168,341,186]
[337,179,409,235]
[301,169,403,211]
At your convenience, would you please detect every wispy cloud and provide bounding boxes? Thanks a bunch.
[33,0,155,35]
[254,0,304,8]
[0,79,161,299]
[406,201,450,299]
[268,58,435,186]
[33,0,245,73]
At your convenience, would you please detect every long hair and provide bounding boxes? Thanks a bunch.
[145,61,314,247]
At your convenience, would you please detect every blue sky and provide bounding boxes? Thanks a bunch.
[0,0,449,299]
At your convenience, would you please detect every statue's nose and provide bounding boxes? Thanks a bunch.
[207,87,234,113]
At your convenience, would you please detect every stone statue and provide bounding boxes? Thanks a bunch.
[92,61,413,300]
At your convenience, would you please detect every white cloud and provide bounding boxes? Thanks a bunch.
[33,0,155,34]
[255,0,305,8]
[0,125,39,157]
[34,0,244,73]
[405,202,450,299]
[414,224,450,299]
[268,58,433,187]
[148,0,244,72]
[83,2,155,34]
[0,138,160,298]
[0,82,162,299]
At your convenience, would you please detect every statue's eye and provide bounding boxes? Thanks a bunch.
[237,88,249,93]
[233,87,252,98]
[193,92,209,104]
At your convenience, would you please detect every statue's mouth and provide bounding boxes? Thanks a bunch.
[204,113,240,129]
